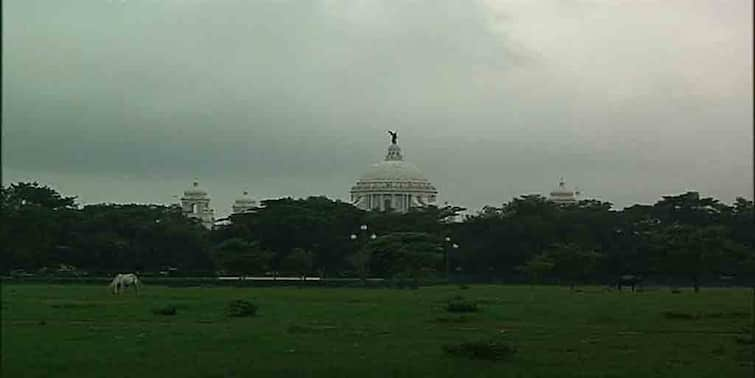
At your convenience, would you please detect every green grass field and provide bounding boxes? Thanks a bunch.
[2,284,752,378]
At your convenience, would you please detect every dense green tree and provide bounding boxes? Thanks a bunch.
[651,191,723,226]
[518,253,555,285]
[729,197,754,249]
[2,180,752,290]
[281,248,314,279]
[651,225,743,292]
[68,204,212,272]
[219,196,366,276]
[542,243,603,290]
[1,182,77,211]
[0,182,78,271]
[364,232,444,279]
[457,195,562,278]
[212,238,273,275]
[347,248,372,283]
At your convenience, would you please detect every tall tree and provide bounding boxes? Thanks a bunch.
[212,238,273,275]
[543,242,603,290]
[364,232,444,280]
[652,225,741,292]
[281,248,314,279]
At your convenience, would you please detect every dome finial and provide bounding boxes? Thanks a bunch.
[384,131,403,160]
[385,144,403,161]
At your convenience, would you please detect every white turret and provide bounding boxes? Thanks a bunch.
[232,191,258,214]
[549,178,578,205]
[180,181,215,229]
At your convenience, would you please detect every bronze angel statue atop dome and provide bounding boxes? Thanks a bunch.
[388,130,398,145]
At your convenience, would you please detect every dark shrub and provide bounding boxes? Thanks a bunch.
[705,311,749,319]
[443,339,516,361]
[227,300,258,317]
[393,278,418,290]
[152,305,177,316]
[446,297,478,313]
[458,284,470,290]
[433,315,469,323]
[734,335,753,345]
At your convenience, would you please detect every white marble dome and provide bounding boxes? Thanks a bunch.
[350,141,437,212]
[362,160,425,180]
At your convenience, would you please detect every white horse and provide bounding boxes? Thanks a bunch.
[109,273,141,295]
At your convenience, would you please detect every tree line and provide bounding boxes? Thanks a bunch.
[1,182,753,289]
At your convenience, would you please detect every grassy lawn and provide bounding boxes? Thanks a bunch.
[1,284,752,377]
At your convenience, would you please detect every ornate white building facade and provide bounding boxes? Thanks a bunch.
[350,133,438,213]
[180,181,215,229]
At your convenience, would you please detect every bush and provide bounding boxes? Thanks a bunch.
[443,339,516,361]
[433,315,469,323]
[152,305,177,316]
[392,276,419,290]
[446,297,478,313]
[734,335,753,345]
[226,300,258,317]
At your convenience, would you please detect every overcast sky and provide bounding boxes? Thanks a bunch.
[3,0,752,216]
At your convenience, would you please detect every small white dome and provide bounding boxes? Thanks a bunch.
[183,181,208,197]
[549,178,577,204]
[232,191,258,214]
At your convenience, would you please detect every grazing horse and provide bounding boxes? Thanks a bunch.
[109,273,141,295]
[616,274,642,292]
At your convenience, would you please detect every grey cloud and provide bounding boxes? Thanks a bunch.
[3,0,752,215]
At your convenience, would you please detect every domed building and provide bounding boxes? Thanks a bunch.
[350,132,438,212]
[549,178,579,205]
[232,191,258,214]
[180,181,215,229]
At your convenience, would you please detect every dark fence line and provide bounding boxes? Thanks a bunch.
[2,275,752,289]
[0,276,450,288]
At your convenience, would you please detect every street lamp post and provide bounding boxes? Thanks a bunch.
[444,236,460,282]
[350,224,376,242]
[350,224,376,283]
